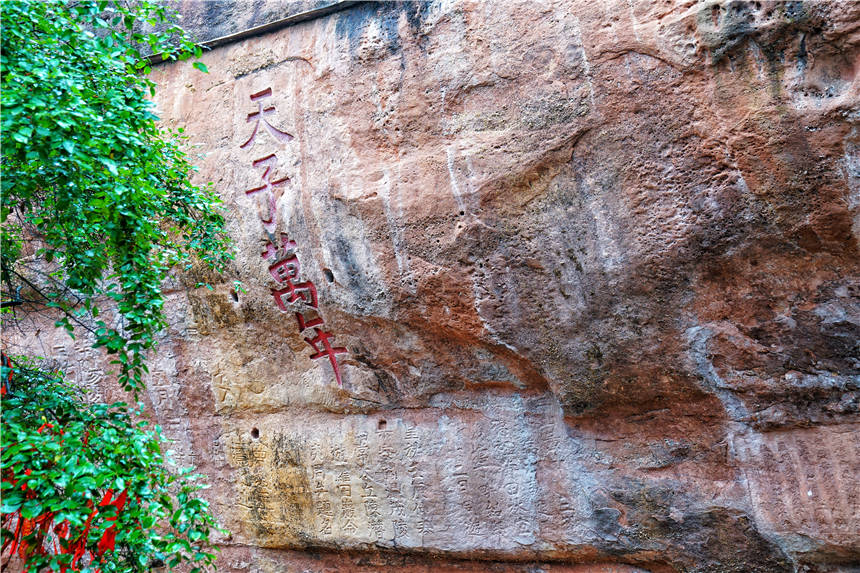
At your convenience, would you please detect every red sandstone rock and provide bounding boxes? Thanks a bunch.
[9,1,859,571]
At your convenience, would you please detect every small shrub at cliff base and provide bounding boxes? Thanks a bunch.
[1,359,224,572]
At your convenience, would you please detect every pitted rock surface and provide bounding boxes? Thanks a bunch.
[16,1,860,571]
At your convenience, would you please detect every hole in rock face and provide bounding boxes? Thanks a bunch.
[323,268,335,283]
[378,419,387,430]
[251,427,260,440]
[459,210,465,216]
[230,289,239,302]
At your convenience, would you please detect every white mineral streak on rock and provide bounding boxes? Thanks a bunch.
[378,167,415,293]
[569,16,596,111]
[446,146,468,216]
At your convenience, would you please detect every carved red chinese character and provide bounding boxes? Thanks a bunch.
[246,154,289,194]
[246,154,289,231]
[261,233,297,260]
[240,87,293,149]
[272,280,318,311]
[295,311,324,331]
[304,327,347,386]
[269,255,300,284]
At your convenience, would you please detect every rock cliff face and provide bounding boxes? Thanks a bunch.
[32,1,860,571]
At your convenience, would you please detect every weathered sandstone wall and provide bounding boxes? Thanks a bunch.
[28,1,860,571]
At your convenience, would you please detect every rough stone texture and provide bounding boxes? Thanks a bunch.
[14,1,860,571]
[162,0,354,43]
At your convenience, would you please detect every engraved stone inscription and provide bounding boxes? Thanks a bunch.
[734,425,859,543]
[237,88,348,385]
[219,396,589,551]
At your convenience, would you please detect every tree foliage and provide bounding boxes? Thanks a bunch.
[1,0,232,571]
[2,360,220,572]
[1,0,231,393]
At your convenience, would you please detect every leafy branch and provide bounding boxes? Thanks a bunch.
[2,1,234,571]
[1,0,233,395]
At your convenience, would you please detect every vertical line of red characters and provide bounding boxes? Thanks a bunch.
[239,87,347,386]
